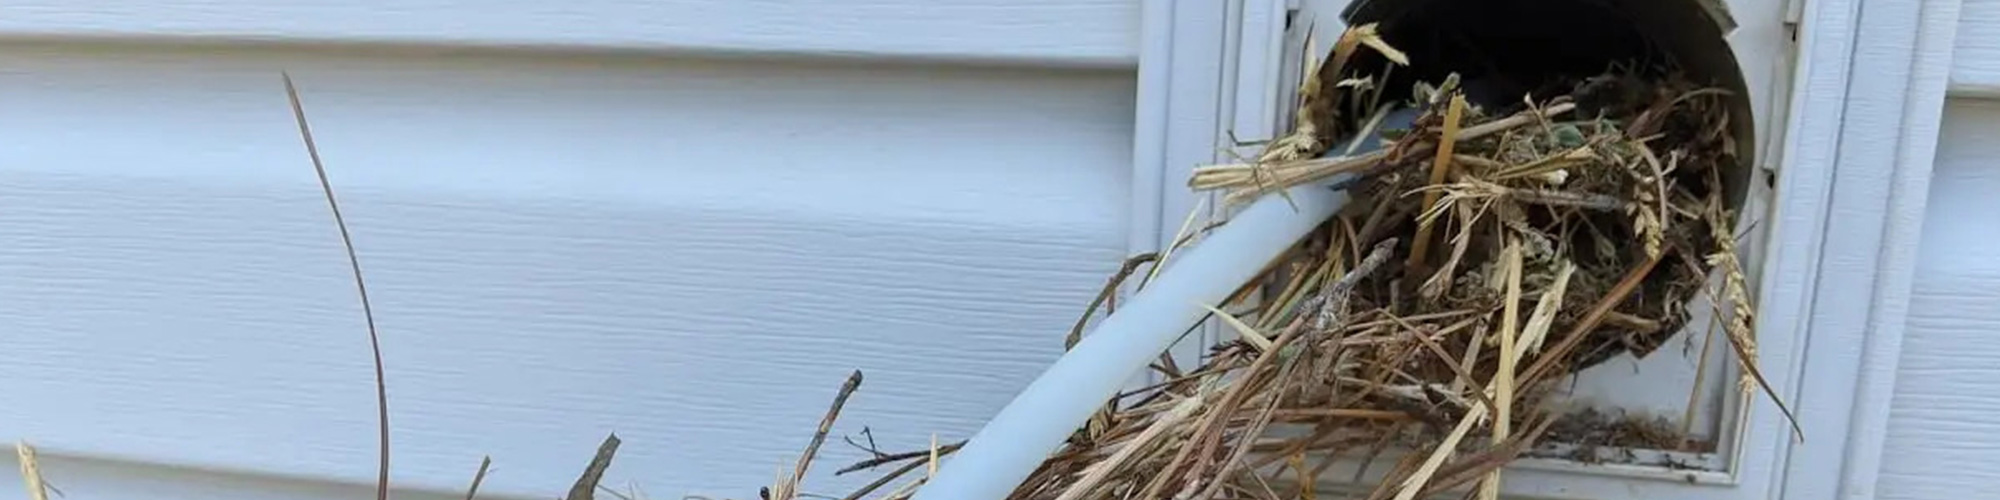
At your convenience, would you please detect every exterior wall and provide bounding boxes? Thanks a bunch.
[1880,99,2000,498]
[0,0,1138,67]
[2,453,467,500]
[5,0,1994,499]
[0,6,1141,497]
[1950,0,2000,95]
[1879,0,2000,496]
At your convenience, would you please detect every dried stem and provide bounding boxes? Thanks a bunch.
[838,441,966,476]
[1305,238,1400,331]
[1520,252,1664,387]
[1068,252,1161,348]
[1481,242,1525,500]
[1680,314,1722,450]
[464,456,492,500]
[837,446,961,500]
[283,73,391,500]
[1408,94,1469,274]
[1708,202,1804,441]
[17,442,48,500]
[566,434,621,500]
[1058,396,1202,500]
[1191,103,1578,204]
[774,370,864,499]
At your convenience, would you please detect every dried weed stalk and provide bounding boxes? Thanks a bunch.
[284,73,393,500]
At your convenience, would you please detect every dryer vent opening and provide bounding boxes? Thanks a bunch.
[1339,0,1743,110]
[1197,0,1776,408]
[1336,0,1755,207]
[1289,0,1782,457]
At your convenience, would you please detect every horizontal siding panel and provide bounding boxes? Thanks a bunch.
[1880,99,2000,499]
[0,45,1136,497]
[0,0,1140,67]
[1954,0,2000,96]
[4,453,477,500]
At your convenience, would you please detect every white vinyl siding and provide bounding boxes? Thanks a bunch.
[0,0,1139,67]
[1878,98,2000,499]
[0,41,1137,497]
[1874,0,2000,494]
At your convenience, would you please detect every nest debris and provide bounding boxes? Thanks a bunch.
[964,62,1774,500]
[693,23,1796,500]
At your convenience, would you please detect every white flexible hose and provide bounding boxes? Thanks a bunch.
[915,106,1418,500]
[911,180,1348,500]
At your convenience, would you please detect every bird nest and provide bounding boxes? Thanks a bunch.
[967,26,1787,500]
[732,23,1794,500]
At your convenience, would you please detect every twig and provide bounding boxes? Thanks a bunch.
[1420,202,1478,302]
[1303,238,1400,331]
[1303,150,1397,193]
[1458,102,1577,139]
[464,456,492,500]
[1206,303,1278,352]
[1389,381,1486,500]
[1258,258,1326,330]
[1345,104,1399,156]
[1343,309,1483,331]
[1145,240,1398,498]
[1482,242,1525,500]
[1451,154,1506,171]
[878,473,928,500]
[1194,362,1297,500]
[836,446,960,500]
[1137,327,1300,499]
[842,427,885,459]
[283,72,392,500]
[566,434,622,500]
[1055,396,1202,500]
[778,370,864,498]
[1603,311,1663,333]
[1113,365,1230,401]
[926,434,940,479]
[1408,94,1468,274]
[1271,408,1412,420]
[1289,452,1316,500]
[1680,314,1722,450]
[1197,102,1580,205]
[1195,101,1579,184]
[1392,316,1500,416]
[1349,422,1408,484]
[1363,453,1425,500]
[1247,423,1343,471]
[1067,252,1161,349]
[1488,145,1595,181]
[836,442,966,476]
[1415,413,1560,499]
[1517,263,1574,365]
[1519,252,1665,387]
[17,442,48,500]
[1143,197,1210,288]
[1498,187,1630,211]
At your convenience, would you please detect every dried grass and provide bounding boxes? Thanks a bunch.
[17,442,49,500]
[285,72,394,500]
[734,22,1795,500]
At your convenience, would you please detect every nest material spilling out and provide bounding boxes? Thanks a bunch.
[736,24,1793,500]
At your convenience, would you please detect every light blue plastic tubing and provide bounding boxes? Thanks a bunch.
[911,179,1350,500]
